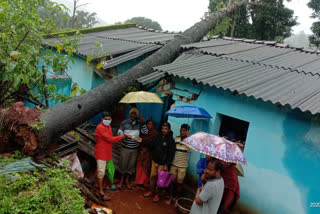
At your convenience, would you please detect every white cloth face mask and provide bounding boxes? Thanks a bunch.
[103,119,112,126]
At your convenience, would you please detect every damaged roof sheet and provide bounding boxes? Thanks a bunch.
[102,44,160,70]
[146,53,320,114]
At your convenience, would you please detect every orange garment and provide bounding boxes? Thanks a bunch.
[94,122,123,161]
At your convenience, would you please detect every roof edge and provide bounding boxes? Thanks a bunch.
[43,23,137,39]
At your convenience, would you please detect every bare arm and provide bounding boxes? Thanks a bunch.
[195,187,203,205]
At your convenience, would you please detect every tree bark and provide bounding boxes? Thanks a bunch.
[230,12,237,37]
[39,1,247,146]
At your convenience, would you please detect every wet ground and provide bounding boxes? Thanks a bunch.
[106,186,178,214]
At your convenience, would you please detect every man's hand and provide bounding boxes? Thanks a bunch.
[140,114,144,122]
[136,137,142,143]
[201,173,207,184]
[163,166,168,172]
[124,134,132,139]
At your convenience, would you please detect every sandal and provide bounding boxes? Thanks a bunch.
[165,199,172,205]
[100,193,111,201]
[126,184,133,190]
[152,194,160,203]
[143,191,153,197]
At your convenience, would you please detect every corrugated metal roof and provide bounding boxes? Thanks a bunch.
[152,53,320,114]
[181,39,320,75]
[138,71,165,85]
[102,44,160,70]
[44,27,176,58]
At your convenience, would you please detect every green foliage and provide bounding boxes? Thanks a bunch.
[0,0,78,107]
[308,0,320,49]
[0,151,23,166]
[207,0,297,41]
[209,17,232,36]
[45,23,136,39]
[123,86,138,95]
[86,41,108,66]
[37,0,99,30]
[0,164,87,214]
[74,10,99,29]
[30,120,46,131]
[123,17,162,30]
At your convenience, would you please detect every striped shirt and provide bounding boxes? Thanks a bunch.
[118,119,148,149]
[172,136,192,168]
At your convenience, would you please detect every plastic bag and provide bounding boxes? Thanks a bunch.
[105,160,115,183]
[157,170,174,188]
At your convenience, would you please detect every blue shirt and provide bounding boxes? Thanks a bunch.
[196,158,207,188]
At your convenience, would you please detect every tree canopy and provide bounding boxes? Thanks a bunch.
[124,17,162,30]
[37,0,99,30]
[208,0,297,42]
[0,0,78,107]
[308,0,320,49]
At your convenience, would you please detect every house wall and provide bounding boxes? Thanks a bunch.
[24,75,72,108]
[67,55,94,92]
[168,78,320,214]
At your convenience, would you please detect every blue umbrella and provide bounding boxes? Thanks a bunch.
[166,106,213,118]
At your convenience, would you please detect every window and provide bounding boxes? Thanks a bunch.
[216,114,249,151]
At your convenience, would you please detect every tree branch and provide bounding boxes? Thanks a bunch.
[14,29,30,51]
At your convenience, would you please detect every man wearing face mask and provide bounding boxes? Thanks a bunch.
[95,111,129,201]
[191,159,224,214]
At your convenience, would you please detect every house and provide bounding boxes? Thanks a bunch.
[36,24,178,172]
[35,23,177,111]
[138,37,320,214]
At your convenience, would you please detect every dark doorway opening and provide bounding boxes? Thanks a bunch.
[218,114,249,150]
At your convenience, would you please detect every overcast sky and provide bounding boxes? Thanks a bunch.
[55,0,315,35]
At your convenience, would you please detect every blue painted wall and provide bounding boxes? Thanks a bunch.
[67,55,94,92]
[168,77,320,214]
[25,75,72,108]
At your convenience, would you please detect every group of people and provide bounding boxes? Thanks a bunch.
[94,107,240,213]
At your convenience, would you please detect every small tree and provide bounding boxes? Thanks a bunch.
[0,0,78,107]
[125,17,162,30]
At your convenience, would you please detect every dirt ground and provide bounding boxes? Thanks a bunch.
[106,186,178,214]
[105,185,259,214]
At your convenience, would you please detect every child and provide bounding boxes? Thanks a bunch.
[196,155,211,188]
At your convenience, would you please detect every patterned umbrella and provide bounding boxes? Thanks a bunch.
[182,132,247,165]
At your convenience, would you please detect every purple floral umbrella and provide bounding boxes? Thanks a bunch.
[182,132,247,165]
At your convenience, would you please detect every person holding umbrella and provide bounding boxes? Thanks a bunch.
[181,131,247,212]
[218,133,240,214]
[190,158,225,214]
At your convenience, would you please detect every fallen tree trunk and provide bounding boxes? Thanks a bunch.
[40,1,246,146]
